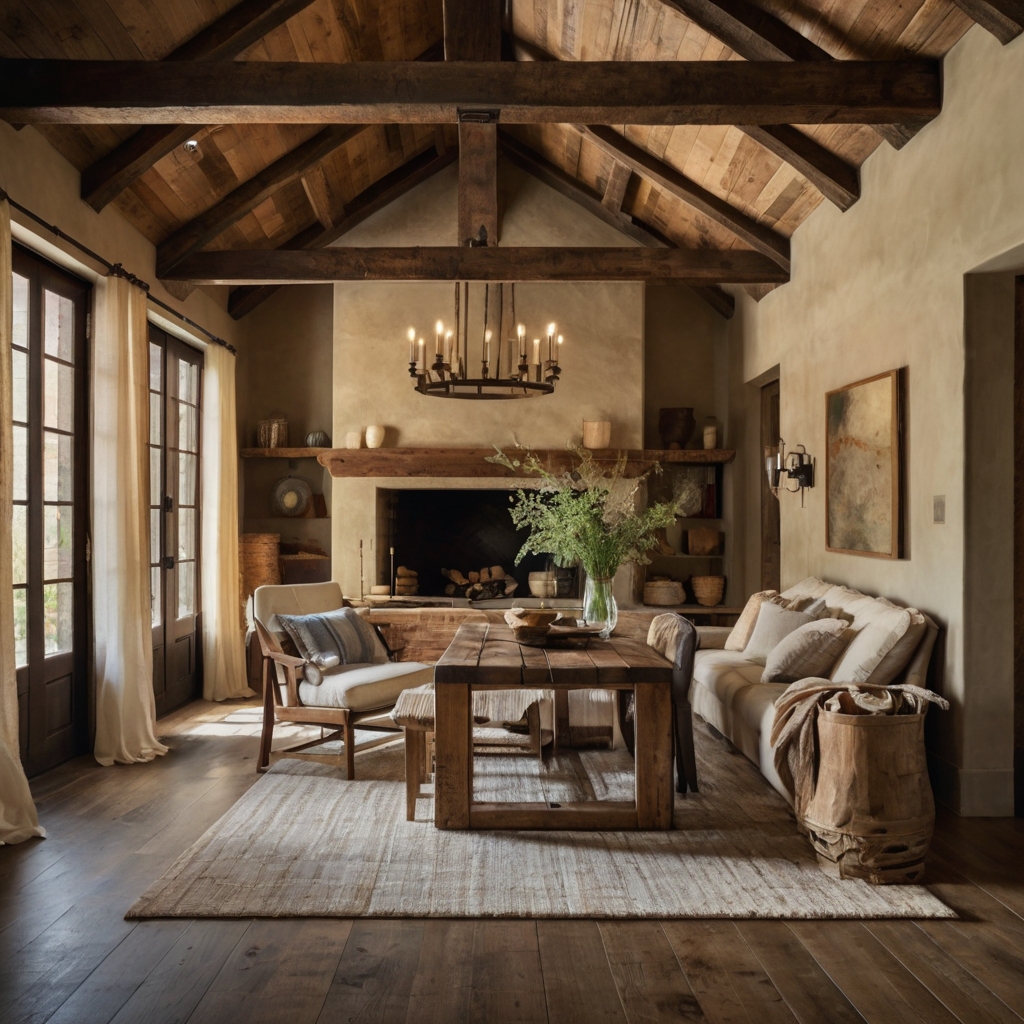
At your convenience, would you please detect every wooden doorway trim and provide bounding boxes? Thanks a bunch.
[761,378,781,592]
[1015,275,1023,815]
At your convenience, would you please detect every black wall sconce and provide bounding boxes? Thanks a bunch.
[764,440,815,505]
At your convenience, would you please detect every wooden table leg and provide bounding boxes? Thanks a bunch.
[434,683,471,828]
[404,728,425,822]
[634,681,674,829]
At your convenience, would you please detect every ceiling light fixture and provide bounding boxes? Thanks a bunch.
[182,139,200,154]
[407,282,563,400]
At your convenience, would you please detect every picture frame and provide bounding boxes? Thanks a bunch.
[825,369,902,559]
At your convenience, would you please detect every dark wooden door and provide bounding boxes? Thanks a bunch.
[10,245,90,777]
[148,326,203,716]
[1015,276,1023,816]
[761,379,781,592]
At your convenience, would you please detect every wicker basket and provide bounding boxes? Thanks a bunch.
[643,579,684,606]
[691,575,725,607]
[240,533,281,620]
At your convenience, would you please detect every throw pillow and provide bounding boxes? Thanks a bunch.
[742,602,815,665]
[868,605,927,685]
[829,603,912,684]
[761,618,851,684]
[277,607,388,672]
[725,590,781,651]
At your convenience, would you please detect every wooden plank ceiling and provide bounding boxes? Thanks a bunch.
[0,0,996,318]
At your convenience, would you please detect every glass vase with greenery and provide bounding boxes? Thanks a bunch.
[487,446,684,636]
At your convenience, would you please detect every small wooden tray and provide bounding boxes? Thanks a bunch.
[516,624,604,648]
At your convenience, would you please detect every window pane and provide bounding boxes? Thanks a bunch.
[177,560,195,617]
[149,342,162,392]
[12,504,27,586]
[179,359,199,405]
[43,582,73,655]
[178,452,197,507]
[178,400,198,454]
[44,358,74,431]
[13,425,27,502]
[178,508,195,561]
[151,566,162,627]
[12,348,28,423]
[150,392,162,445]
[43,505,73,580]
[44,431,74,502]
[44,290,74,361]
[151,508,161,566]
[13,588,28,668]
[150,446,162,507]
[13,274,28,349]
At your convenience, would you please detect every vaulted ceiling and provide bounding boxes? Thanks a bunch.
[1,0,1018,318]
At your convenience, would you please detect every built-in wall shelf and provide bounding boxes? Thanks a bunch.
[241,447,331,459]
[317,447,736,478]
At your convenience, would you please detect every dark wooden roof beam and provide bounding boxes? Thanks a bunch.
[949,0,1024,43]
[1,58,942,127]
[165,246,791,285]
[660,0,919,149]
[79,0,319,211]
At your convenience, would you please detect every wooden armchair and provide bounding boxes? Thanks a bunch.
[253,582,433,777]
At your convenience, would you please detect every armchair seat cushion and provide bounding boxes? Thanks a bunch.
[299,662,434,712]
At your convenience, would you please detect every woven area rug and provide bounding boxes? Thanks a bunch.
[127,719,953,920]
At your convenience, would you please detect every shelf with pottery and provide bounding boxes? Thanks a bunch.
[316,447,736,478]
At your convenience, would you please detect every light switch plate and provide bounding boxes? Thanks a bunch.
[933,495,946,524]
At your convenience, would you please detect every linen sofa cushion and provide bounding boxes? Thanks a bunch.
[278,607,388,670]
[761,618,850,684]
[742,603,815,664]
[725,590,781,651]
[829,601,912,684]
[692,650,766,705]
[867,603,928,685]
[299,661,433,712]
[779,577,832,604]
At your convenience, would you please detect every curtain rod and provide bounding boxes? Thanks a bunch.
[0,187,236,355]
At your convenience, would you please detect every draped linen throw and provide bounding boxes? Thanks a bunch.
[93,275,167,765]
[200,342,252,702]
[0,196,45,842]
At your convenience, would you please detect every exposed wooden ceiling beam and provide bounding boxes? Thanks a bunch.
[579,124,789,272]
[509,34,859,212]
[0,58,941,127]
[445,0,501,246]
[660,0,919,150]
[166,246,789,284]
[157,124,364,275]
[499,132,734,319]
[79,0,319,211]
[228,144,457,318]
[601,162,633,214]
[300,166,335,229]
[949,0,1024,43]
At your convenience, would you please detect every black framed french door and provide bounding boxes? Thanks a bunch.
[148,325,203,716]
[10,244,91,777]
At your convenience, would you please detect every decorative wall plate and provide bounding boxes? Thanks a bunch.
[272,477,312,517]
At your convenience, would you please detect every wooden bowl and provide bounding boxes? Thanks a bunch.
[505,608,561,630]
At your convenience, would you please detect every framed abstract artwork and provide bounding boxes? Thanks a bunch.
[825,369,902,558]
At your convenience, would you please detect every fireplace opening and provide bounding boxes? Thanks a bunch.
[379,488,578,600]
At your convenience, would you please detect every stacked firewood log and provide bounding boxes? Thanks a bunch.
[394,566,419,596]
[442,565,519,601]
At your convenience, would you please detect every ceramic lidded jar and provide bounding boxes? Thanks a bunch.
[365,425,385,449]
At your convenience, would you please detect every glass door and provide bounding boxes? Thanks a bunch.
[148,326,203,716]
[10,245,90,776]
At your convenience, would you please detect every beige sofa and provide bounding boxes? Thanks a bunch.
[690,577,939,803]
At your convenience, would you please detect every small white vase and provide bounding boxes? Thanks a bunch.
[703,422,719,450]
[365,424,385,449]
[345,430,363,449]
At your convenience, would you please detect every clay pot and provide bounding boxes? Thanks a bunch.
[658,407,696,450]
[582,420,612,449]
[365,425,385,448]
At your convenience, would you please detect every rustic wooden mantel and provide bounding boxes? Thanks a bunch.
[316,446,736,478]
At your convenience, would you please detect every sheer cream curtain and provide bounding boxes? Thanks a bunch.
[0,196,45,842]
[201,342,251,701]
[93,274,167,765]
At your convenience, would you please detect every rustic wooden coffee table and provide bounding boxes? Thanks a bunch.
[433,621,675,830]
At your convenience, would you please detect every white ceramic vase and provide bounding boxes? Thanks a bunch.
[365,424,385,449]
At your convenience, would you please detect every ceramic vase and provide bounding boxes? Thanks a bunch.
[365,425,385,449]
[345,430,363,449]
[703,420,719,450]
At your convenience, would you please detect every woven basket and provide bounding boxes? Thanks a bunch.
[643,579,684,606]
[691,574,725,607]
[240,534,281,618]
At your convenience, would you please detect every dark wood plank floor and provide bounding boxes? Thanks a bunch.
[2,699,1023,1024]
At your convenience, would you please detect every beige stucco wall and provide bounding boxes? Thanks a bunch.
[330,160,648,595]
[727,25,1024,814]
